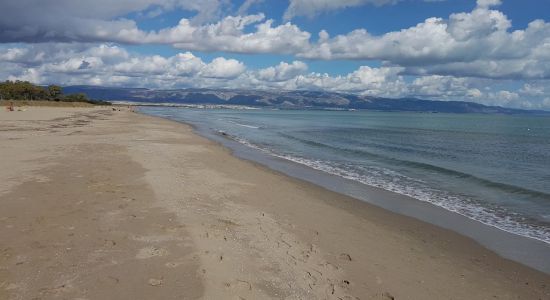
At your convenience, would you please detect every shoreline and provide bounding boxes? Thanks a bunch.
[1,107,549,299]
[141,107,550,275]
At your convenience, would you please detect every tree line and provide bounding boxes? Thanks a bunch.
[0,80,110,105]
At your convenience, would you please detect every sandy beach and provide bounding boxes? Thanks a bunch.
[0,106,549,300]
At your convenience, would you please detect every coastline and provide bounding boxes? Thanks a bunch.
[142,107,550,274]
[1,107,549,299]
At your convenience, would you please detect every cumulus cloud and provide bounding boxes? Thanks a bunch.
[165,15,311,54]
[476,0,502,8]
[257,61,308,82]
[2,2,550,109]
[0,11,311,55]
[200,57,246,78]
[0,44,244,86]
[300,5,550,80]
[263,66,408,98]
[1,2,550,81]
[519,83,545,96]
[409,75,483,99]
[0,0,229,43]
[2,43,549,109]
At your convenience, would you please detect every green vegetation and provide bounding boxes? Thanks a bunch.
[0,80,110,105]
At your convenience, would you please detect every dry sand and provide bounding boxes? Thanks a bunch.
[0,107,549,299]
[0,100,95,109]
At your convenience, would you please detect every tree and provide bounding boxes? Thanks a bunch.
[0,80,106,104]
[64,93,88,102]
[48,85,63,100]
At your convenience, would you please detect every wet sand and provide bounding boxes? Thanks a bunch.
[0,107,549,299]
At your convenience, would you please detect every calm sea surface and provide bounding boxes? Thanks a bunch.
[142,107,550,245]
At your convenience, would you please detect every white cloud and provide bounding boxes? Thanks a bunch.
[339,66,407,96]
[410,76,478,99]
[276,66,408,98]
[519,83,545,96]
[8,68,42,84]
[0,0,230,44]
[304,7,512,63]
[299,5,550,80]
[237,0,264,15]
[284,0,398,20]
[1,12,312,55]
[283,0,443,20]
[484,90,520,107]
[2,43,550,109]
[164,15,312,54]
[476,0,502,8]
[1,44,400,96]
[0,44,245,86]
[0,48,29,62]
[200,57,246,78]
[257,61,308,82]
[1,2,549,82]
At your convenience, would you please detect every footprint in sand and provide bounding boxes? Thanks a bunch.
[165,261,181,268]
[148,278,163,286]
[136,246,168,259]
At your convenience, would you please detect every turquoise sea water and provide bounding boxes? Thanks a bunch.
[142,107,550,245]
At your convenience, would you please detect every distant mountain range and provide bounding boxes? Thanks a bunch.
[64,85,548,114]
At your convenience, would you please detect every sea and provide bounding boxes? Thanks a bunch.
[141,107,550,271]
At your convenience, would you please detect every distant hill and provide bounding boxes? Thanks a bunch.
[63,85,547,114]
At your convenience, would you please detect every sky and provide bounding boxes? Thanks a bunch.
[1,0,550,109]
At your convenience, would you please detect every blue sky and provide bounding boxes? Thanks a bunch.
[1,0,550,109]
